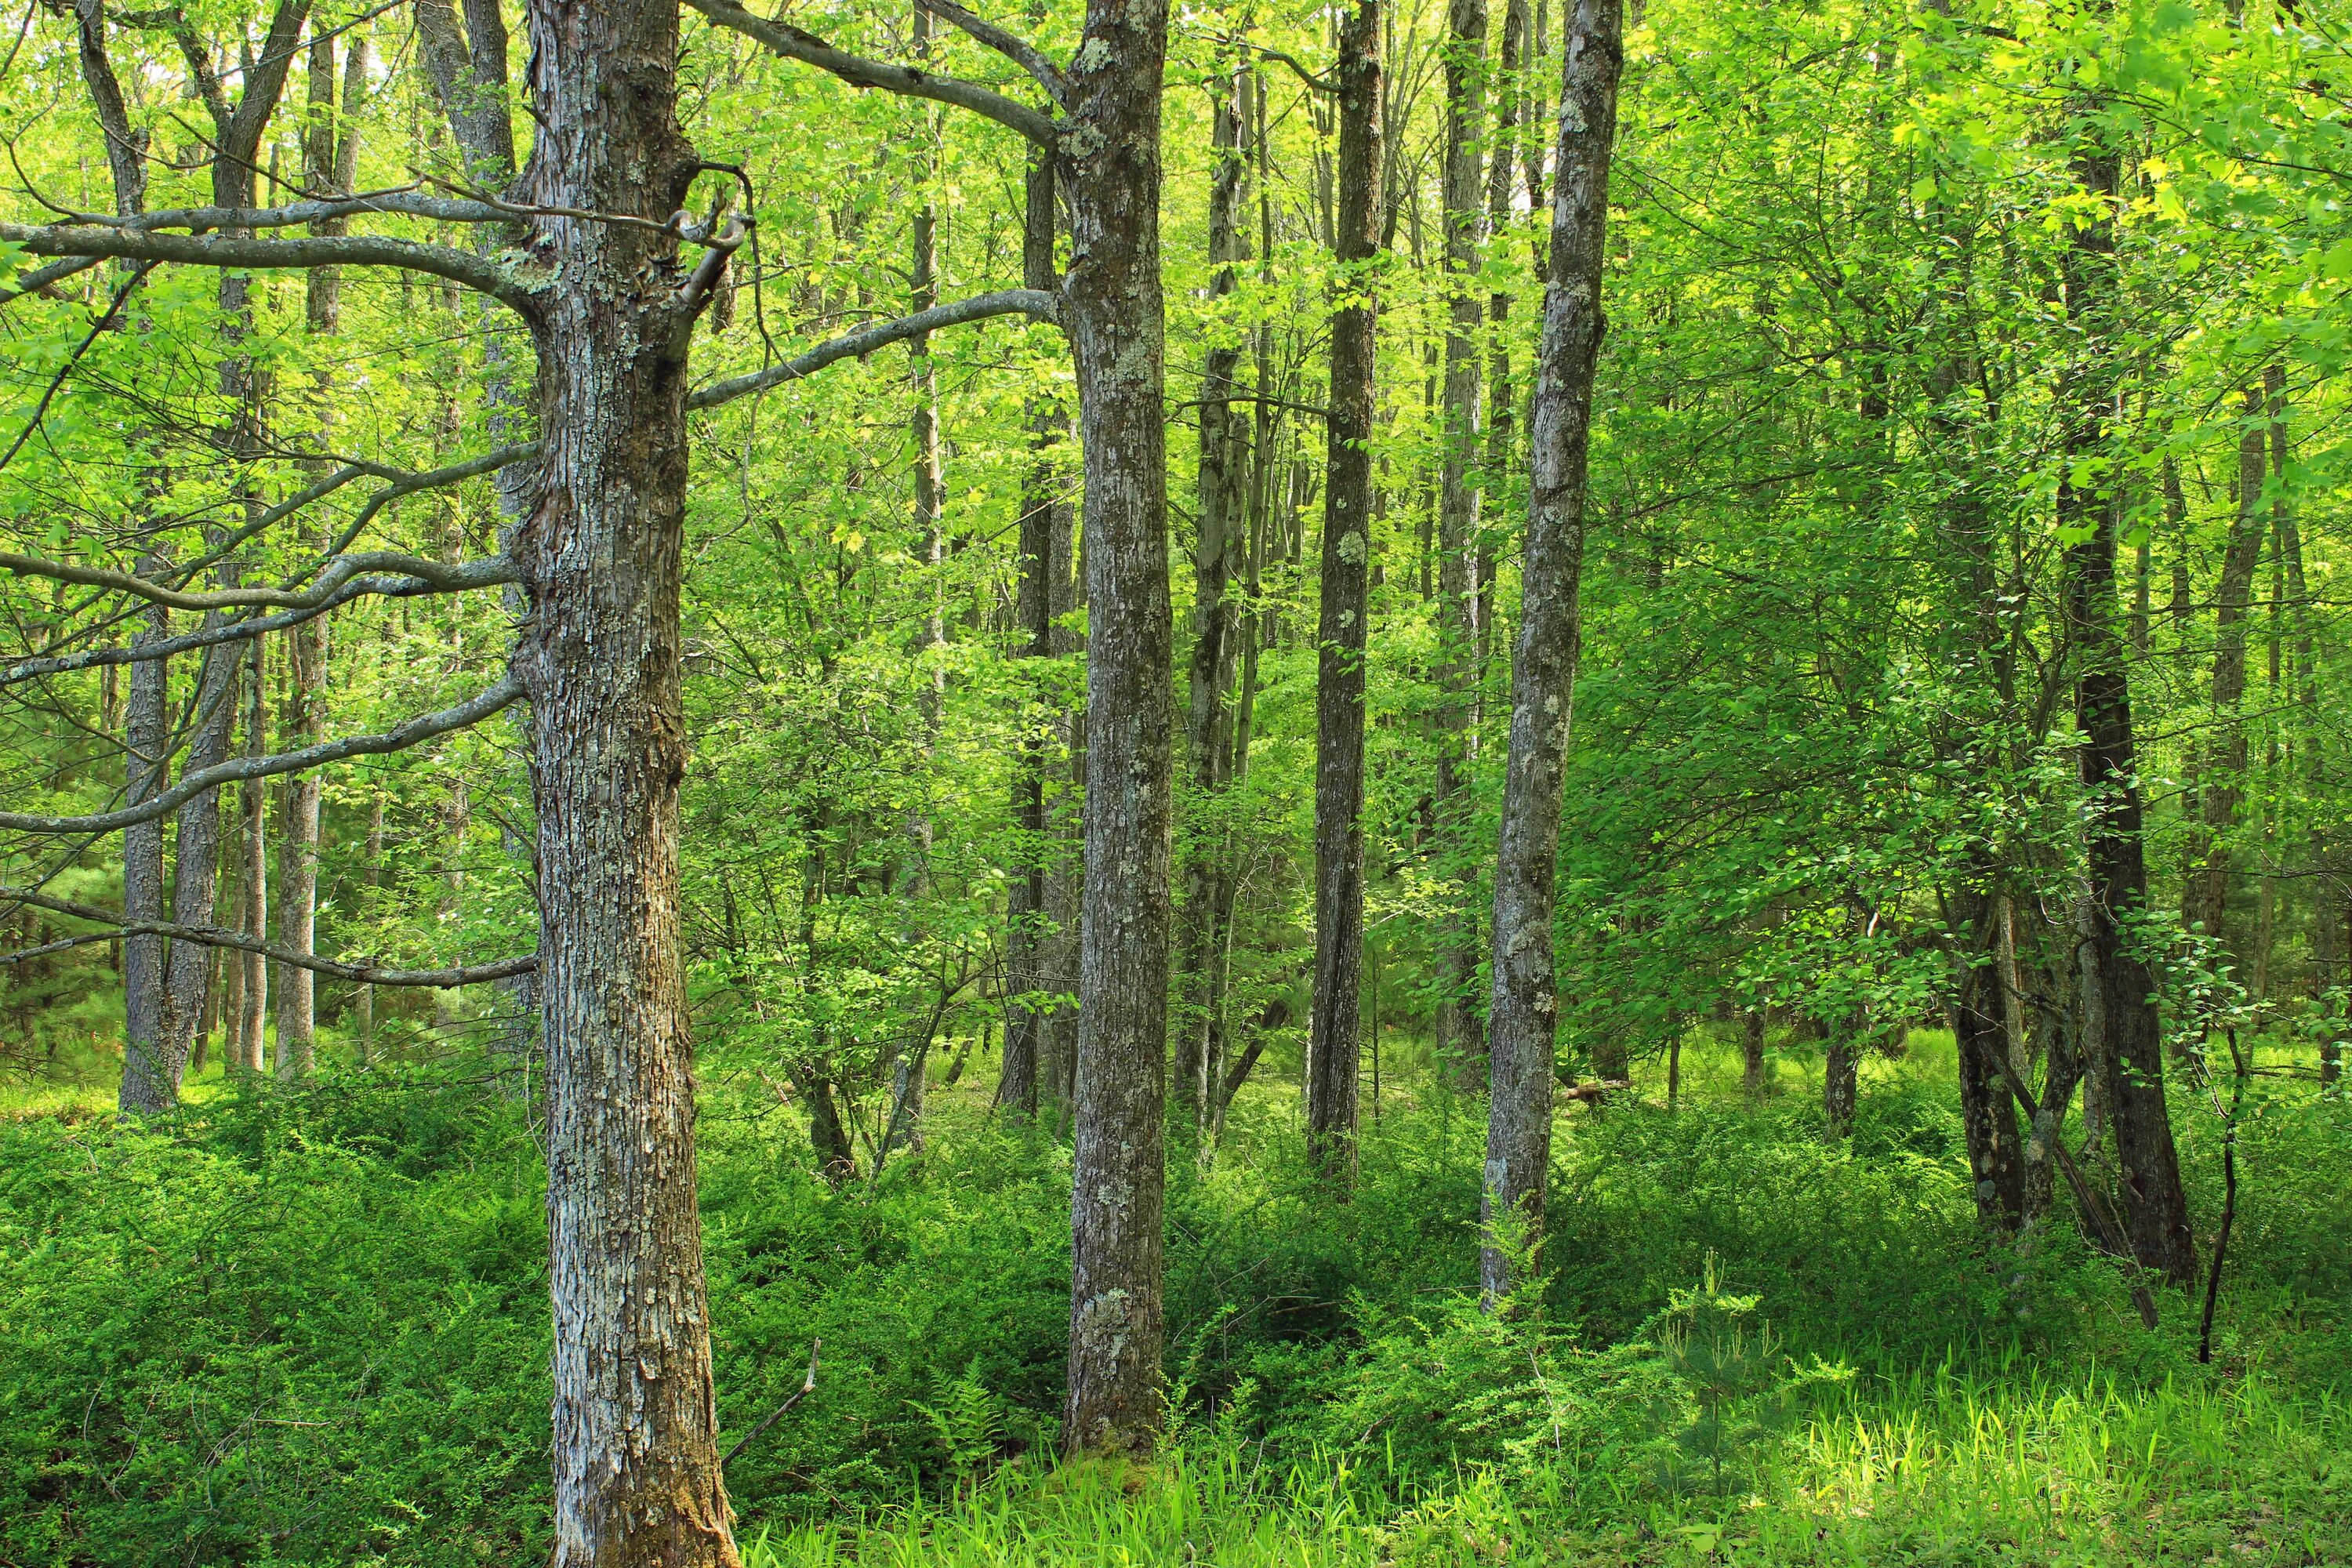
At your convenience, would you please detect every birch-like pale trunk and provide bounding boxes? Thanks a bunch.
[1481,0,1624,1304]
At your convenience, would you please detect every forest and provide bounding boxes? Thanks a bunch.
[0,0,2347,1562]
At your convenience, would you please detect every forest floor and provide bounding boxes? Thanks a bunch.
[0,1029,2344,1566]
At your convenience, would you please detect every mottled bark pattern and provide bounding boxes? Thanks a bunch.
[1059,0,1174,1459]
[162,631,238,1077]
[1307,0,1383,1185]
[2057,136,2196,1286]
[1949,929,2024,1227]
[512,0,737,1557]
[1481,0,1622,1304]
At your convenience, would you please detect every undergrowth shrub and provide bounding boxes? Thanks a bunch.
[0,1058,2341,1564]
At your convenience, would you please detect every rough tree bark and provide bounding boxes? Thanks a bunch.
[1306,0,1382,1185]
[1434,0,1490,1083]
[1481,0,1623,1304]
[1061,0,1176,1457]
[2057,123,2197,1285]
[1950,909,2025,1227]
[73,0,171,1112]
[512,0,740,1555]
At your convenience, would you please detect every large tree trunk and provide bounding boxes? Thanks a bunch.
[1306,0,1383,1185]
[1060,0,1174,1459]
[2057,129,2197,1286]
[1176,62,1251,1129]
[1481,0,1623,1305]
[514,0,738,1556]
[1433,0,1490,1084]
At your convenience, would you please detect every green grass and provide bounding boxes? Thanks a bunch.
[0,1026,2343,1566]
[738,1362,2349,1566]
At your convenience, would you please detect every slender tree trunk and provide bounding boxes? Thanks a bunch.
[1177,61,1252,1130]
[1306,0,1383,1186]
[999,151,1060,1120]
[1479,0,1529,697]
[358,788,383,1060]
[1434,0,1490,1084]
[240,637,269,1075]
[270,29,359,1079]
[1742,1007,1765,1095]
[514,0,739,1555]
[1040,499,1083,1120]
[2321,888,2346,1086]
[222,804,248,1073]
[2183,387,2267,956]
[1060,0,1174,1458]
[71,0,177,1112]
[1481,0,1624,1305]
[1951,913,2025,1227]
[1824,1026,1858,1134]
[119,597,170,1111]
[2058,125,2196,1284]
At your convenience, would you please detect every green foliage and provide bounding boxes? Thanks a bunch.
[1642,1256,1851,1497]
[0,1052,2347,1563]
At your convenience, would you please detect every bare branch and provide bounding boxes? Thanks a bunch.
[916,0,1069,107]
[0,884,537,986]
[1,568,508,686]
[0,675,524,834]
[0,255,107,307]
[688,288,1058,408]
[57,188,511,233]
[684,0,1057,147]
[0,222,541,312]
[0,547,516,611]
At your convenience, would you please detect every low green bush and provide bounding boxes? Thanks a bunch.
[0,1058,2342,1564]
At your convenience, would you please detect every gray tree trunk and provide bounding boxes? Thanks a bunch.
[1061,0,1175,1459]
[514,0,739,1554]
[73,0,172,1113]
[1481,0,1624,1305]
[1306,0,1383,1186]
